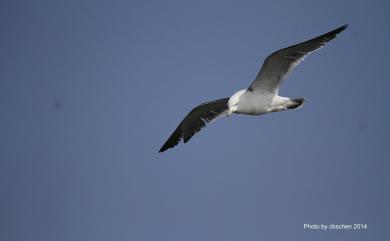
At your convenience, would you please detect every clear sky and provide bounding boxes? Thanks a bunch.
[1,0,389,240]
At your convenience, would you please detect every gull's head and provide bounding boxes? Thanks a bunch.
[227,89,246,117]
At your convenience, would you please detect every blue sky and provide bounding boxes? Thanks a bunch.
[1,0,389,240]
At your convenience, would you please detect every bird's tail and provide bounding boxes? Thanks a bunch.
[287,98,306,109]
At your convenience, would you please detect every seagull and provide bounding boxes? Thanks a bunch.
[159,25,348,152]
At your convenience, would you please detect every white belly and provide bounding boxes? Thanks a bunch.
[236,91,274,115]
[236,93,291,115]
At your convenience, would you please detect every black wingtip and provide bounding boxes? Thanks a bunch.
[335,24,348,33]
[158,147,168,153]
[158,145,169,153]
[315,24,348,44]
[158,129,182,153]
[341,24,348,30]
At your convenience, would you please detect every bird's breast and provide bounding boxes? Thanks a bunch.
[236,91,274,115]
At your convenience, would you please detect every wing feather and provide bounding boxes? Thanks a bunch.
[248,24,348,94]
[159,98,229,152]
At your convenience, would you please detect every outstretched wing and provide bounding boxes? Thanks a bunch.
[159,98,229,152]
[248,24,348,94]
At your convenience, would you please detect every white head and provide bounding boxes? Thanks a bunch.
[227,89,246,116]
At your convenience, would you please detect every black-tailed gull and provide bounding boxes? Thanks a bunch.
[159,25,348,152]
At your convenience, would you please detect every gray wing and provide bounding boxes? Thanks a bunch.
[159,98,229,152]
[248,24,348,94]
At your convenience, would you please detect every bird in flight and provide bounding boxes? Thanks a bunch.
[159,25,348,152]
